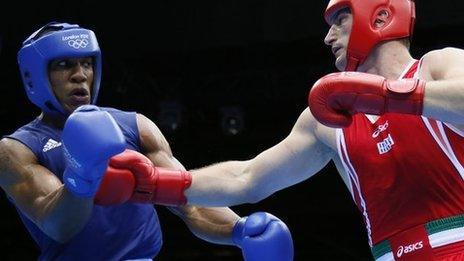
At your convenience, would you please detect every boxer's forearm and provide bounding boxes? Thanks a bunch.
[35,186,93,243]
[169,205,239,245]
[187,112,332,207]
[186,160,257,206]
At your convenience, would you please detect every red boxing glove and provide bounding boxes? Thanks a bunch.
[95,149,192,206]
[308,72,426,128]
[95,166,136,205]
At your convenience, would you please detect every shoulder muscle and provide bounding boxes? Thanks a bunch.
[421,47,464,81]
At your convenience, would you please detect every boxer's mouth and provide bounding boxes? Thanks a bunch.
[69,88,90,105]
[332,46,342,55]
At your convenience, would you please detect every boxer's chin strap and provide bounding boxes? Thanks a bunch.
[345,58,360,72]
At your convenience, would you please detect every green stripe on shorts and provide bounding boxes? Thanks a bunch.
[371,239,391,259]
[371,214,464,259]
[426,214,464,235]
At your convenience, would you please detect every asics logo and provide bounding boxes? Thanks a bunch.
[372,121,389,138]
[396,241,423,258]
[68,39,89,49]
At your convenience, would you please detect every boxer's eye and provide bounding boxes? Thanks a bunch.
[81,60,93,69]
[51,60,72,70]
[335,14,347,26]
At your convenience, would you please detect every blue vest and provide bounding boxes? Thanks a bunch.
[7,108,163,261]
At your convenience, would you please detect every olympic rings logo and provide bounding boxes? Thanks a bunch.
[68,39,89,49]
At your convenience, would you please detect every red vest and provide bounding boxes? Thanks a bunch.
[337,60,464,246]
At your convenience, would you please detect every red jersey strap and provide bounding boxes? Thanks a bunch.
[402,60,419,79]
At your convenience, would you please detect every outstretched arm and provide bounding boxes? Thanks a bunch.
[186,108,334,206]
[96,113,296,259]
[136,113,240,244]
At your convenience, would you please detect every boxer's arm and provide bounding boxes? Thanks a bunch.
[187,108,334,206]
[168,206,239,245]
[0,138,93,243]
[421,47,464,126]
[136,113,240,244]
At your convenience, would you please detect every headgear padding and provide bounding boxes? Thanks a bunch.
[18,22,102,115]
[325,0,415,71]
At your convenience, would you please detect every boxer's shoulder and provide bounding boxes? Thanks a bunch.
[0,137,38,182]
[99,107,137,120]
[0,137,35,161]
[419,47,464,80]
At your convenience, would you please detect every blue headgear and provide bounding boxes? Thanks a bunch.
[17,22,102,115]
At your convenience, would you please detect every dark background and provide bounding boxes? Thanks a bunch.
[0,0,464,260]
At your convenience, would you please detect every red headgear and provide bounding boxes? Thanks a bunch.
[325,0,416,71]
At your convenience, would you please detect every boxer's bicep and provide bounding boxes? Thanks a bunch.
[248,109,333,192]
[422,48,464,129]
[136,113,184,170]
[423,48,464,81]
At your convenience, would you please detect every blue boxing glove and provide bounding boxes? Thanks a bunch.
[233,212,294,261]
[62,105,126,197]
